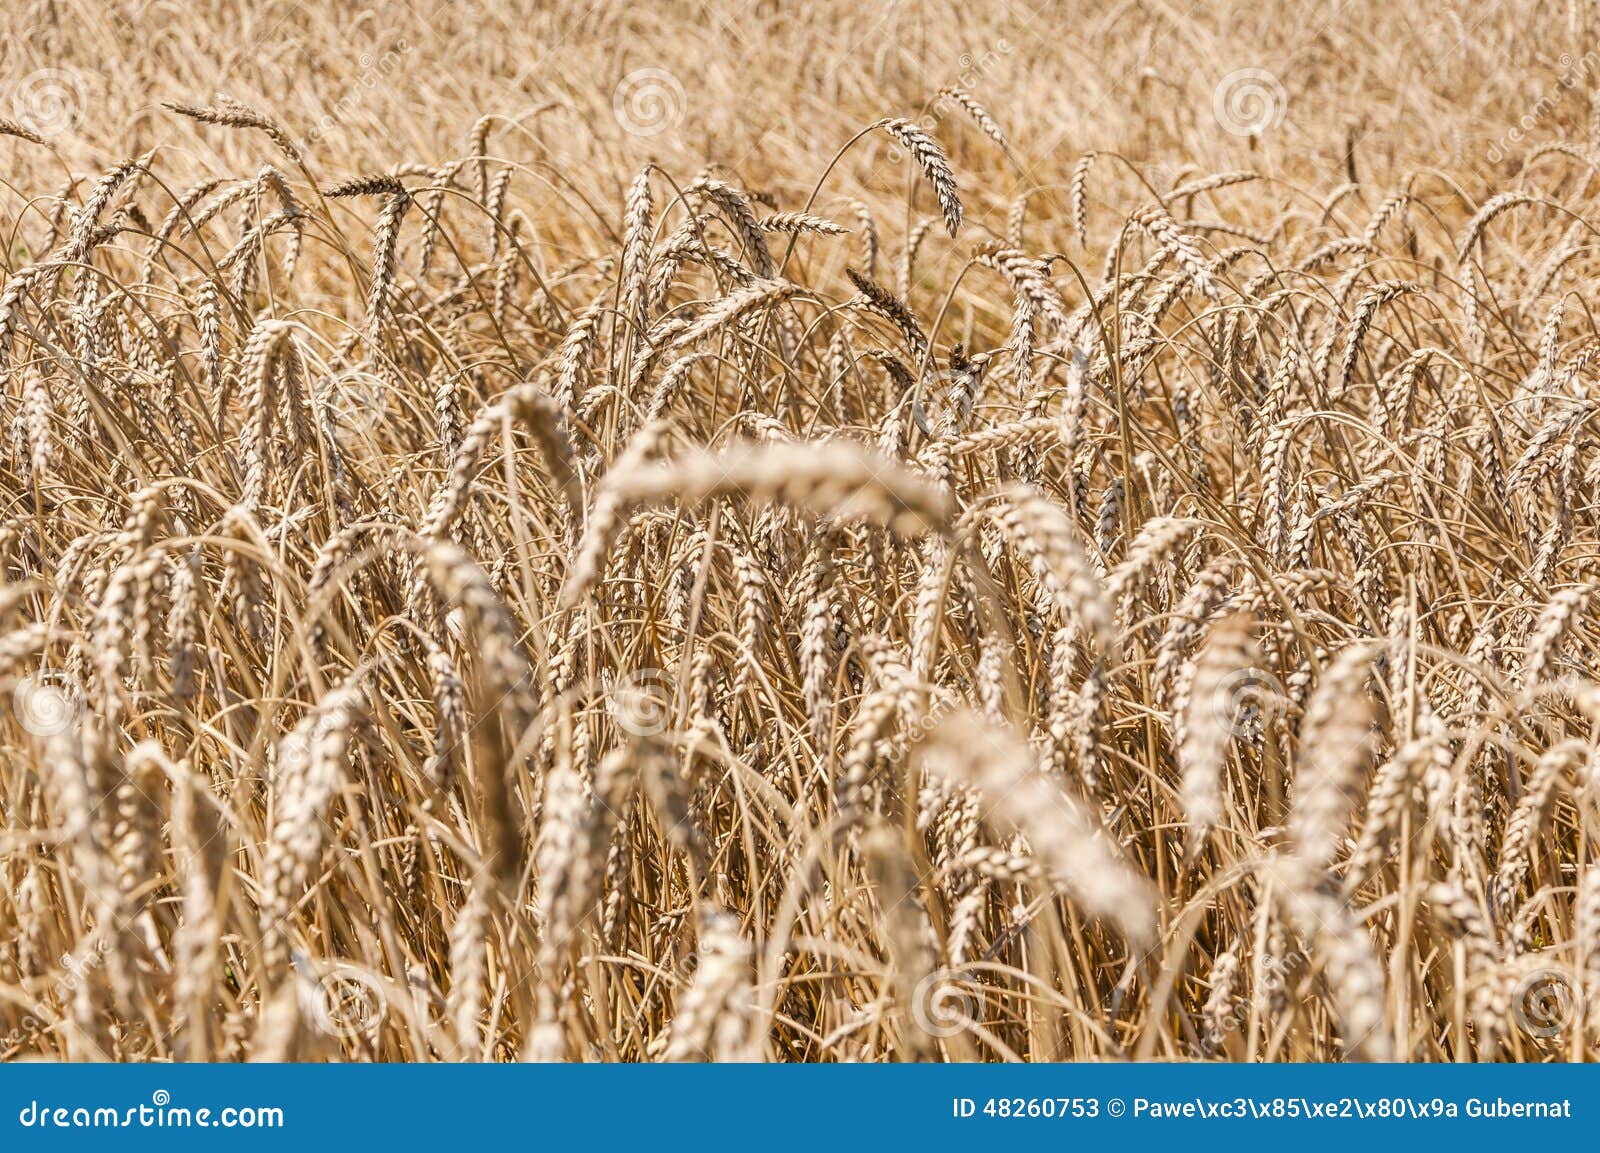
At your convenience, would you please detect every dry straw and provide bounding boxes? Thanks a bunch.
[6,18,1600,1063]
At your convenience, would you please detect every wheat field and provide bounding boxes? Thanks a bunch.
[3,0,1600,1062]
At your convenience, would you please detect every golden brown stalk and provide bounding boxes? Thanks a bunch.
[565,440,952,604]
[661,905,760,1062]
[991,484,1117,654]
[447,876,490,1059]
[259,681,366,977]
[1271,858,1394,1061]
[1132,204,1215,298]
[875,118,962,237]
[164,98,302,161]
[1289,643,1381,871]
[1178,612,1261,860]
[919,708,1156,945]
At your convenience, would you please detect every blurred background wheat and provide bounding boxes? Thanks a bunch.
[3,0,1600,1061]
